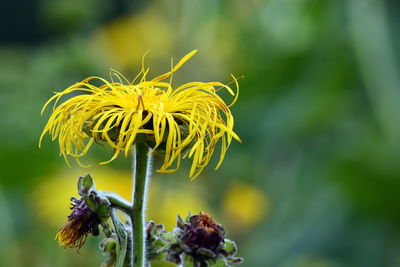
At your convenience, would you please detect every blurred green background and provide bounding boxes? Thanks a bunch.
[1,0,400,266]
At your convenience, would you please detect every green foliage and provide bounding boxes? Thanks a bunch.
[1,0,400,266]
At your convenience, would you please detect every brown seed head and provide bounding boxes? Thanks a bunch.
[56,199,100,251]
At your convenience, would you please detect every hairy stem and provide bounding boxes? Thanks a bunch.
[131,142,151,267]
[103,192,133,214]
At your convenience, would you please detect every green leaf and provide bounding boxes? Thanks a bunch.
[111,210,128,267]
[223,239,237,257]
[78,174,95,196]
[212,258,228,267]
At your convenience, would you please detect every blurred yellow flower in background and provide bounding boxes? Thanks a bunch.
[147,182,211,231]
[222,181,270,230]
[32,168,131,226]
[90,7,174,70]
[89,2,239,78]
[32,167,211,230]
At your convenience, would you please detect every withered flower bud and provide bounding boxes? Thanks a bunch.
[56,174,112,252]
[167,212,243,266]
[56,197,101,251]
[181,212,225,257]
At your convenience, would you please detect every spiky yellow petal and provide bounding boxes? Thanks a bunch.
[40,50,240,178]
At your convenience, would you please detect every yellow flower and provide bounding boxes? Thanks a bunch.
[40,50,240,178]
[32,168,131,227]
[90,9,175,69]
[148,182,211,231]
[222,181,270,230]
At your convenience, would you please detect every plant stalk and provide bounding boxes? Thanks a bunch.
[131,142,151,267]
[102,192,132,214]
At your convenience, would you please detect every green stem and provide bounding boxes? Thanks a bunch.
[103,192,133,214]
[131,142,152,267]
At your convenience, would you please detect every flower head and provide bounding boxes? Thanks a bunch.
[56,197,101,251]
[40,50,240,178]
[180,212,225,254]
[56,174,112,251]
[167,212,243,266]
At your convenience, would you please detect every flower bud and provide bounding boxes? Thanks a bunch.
[78,174,94,196]
[166,212,243,266]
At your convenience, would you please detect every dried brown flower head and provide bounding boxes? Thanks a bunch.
[56,198,100,251]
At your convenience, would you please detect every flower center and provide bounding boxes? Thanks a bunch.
[198,213,218,233]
